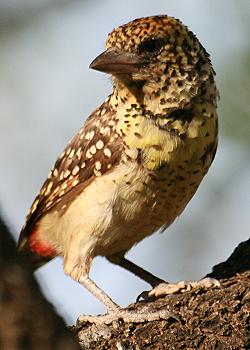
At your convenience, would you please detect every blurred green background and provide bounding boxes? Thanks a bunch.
[0,0,249,324]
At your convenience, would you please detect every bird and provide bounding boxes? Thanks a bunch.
[18,15,219,323]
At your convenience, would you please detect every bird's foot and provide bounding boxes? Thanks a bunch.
[138,277,220,300]
[77,304,179,325]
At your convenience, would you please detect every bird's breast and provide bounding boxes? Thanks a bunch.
[110,102,218,239]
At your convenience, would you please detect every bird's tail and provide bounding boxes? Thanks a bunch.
[18,236,52,272]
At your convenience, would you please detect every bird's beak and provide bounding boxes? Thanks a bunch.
[89,48,144,75]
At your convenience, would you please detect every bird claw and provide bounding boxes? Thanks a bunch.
[136,290,153,302]
[139,277,220,300]
[77,306,179,325]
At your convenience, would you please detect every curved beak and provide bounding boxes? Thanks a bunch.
[89,48,145,75]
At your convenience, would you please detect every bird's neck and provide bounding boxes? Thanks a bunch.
[110,73,217,119]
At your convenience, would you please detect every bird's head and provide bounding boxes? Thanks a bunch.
[90,15,217,113]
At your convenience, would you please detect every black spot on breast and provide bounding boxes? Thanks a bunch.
[168,109,194,123]
[134,132,143,138]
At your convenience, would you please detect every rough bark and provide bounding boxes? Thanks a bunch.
[74,239,250,350]
[0,214,80,350]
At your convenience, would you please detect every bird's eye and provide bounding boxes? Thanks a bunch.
[138,38,164,54]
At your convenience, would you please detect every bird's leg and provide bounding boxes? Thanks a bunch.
[79,275,119,312]
[107,256,167,301]
[113,257,165,287]
[78,274,176,325]
[107,256,220,302]
[77,259,218,325]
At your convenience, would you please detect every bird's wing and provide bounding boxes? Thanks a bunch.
[18,102,123,246]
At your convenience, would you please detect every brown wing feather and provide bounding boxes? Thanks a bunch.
[18,101,123,249]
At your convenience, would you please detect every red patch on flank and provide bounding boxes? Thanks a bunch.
[29,228,57,257]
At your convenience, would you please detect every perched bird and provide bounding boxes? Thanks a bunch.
[18,15,219,322]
